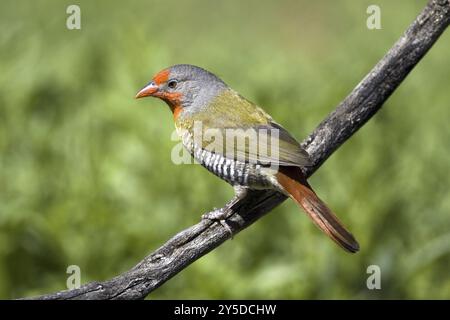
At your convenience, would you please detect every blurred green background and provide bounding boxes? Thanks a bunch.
[0,0,449,299]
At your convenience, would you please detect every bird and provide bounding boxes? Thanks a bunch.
[135,64,359,253]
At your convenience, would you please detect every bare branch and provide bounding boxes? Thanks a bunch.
[29,0,450,300]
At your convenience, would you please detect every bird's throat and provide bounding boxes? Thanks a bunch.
[170,104,183,120]
[157,91,183,120]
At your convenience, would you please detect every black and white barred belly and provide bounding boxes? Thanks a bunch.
[181,132,272,189]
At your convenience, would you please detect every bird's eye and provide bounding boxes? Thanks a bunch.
[167,80,178,89]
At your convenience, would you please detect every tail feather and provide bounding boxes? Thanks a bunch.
[276,167,359,253]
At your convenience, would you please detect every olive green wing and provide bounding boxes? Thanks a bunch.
[193,89,311,166]
[199,123,311,167]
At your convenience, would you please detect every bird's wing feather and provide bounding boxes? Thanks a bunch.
[200,123,311,167]
[192,90,311,166]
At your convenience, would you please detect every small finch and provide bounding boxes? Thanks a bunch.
[136,64,359,253]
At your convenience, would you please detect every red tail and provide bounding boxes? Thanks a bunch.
[276,167,359,253]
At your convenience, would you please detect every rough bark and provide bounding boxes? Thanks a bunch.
[28,0,450,300]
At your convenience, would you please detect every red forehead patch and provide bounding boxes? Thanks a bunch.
[152,69,170,85]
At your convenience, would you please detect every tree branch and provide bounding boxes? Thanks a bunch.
[29,0,450,300]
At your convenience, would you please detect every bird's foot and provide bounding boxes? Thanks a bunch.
[202,207,234,220]
[202,208,234,238]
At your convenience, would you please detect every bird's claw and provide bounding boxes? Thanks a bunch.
[202,207,229,220]
[202,208,234,238]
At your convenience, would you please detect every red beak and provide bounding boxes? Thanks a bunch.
[135,82,158,99]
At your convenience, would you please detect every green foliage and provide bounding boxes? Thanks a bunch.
[0,0,449,299]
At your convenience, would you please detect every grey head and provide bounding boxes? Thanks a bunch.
[136,64,228,112]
